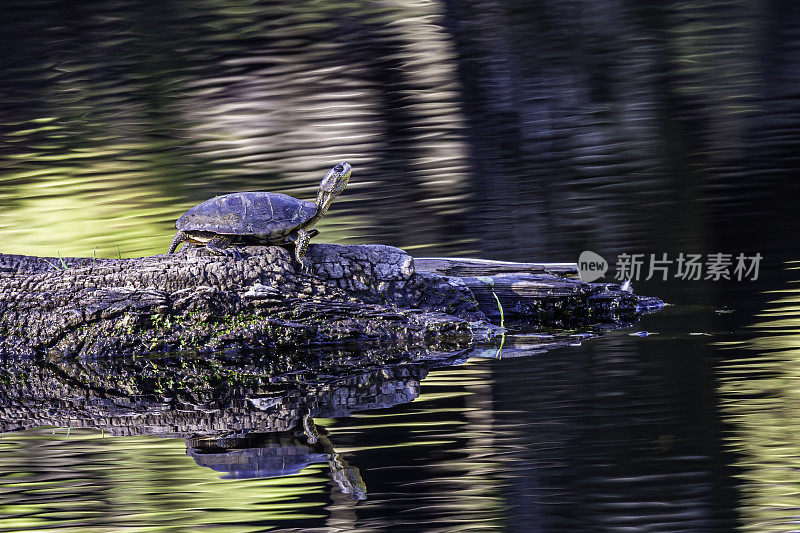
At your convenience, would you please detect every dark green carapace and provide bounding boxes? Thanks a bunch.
[168,162,352,270]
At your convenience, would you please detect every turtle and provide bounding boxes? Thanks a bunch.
[167,161,352,270]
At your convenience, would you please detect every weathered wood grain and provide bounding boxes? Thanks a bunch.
[0,244,661,358]
[417,256,657,322]
[415,257,579,277]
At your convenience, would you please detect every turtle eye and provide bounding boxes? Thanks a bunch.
[334,165,343,172]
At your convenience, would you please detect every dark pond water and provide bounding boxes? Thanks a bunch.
[2,0,800,531]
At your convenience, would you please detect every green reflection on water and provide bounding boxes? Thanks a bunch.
[0,428,328,532]
[0,140,368,258]
[716,263,800,531]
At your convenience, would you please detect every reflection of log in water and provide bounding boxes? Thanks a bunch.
[0,329,621,438]
[0,351,435,501]
[0,329,623,501]
[0,352,437,438]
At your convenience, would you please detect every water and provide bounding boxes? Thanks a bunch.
[2,0,800,531]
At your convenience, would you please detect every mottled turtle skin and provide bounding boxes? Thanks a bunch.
[168,161,351,270]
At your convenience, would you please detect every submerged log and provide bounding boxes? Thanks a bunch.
[0,244,662,358]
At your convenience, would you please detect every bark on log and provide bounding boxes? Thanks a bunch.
[415,257,579,277]
[416,256,663,322]
[0,244,661,358]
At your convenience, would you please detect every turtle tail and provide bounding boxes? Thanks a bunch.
[168,231,186,254]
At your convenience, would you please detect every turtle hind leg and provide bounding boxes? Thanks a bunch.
[168,231,187,253]
[294,229,313,274]
[206,234,239,258]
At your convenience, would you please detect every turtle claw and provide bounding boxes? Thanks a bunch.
[207,247,231,258]
[206,235,237,258]
[206,244,245,259]
[299,259,314,276]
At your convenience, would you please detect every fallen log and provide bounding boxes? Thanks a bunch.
[0,244,662,358]
[416,256,664,323]
[415,257,580,277]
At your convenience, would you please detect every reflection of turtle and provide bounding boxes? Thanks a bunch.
[187,414,366,501]
[188,433,327,478]
[168,162,352,270]
[302,414,367,501]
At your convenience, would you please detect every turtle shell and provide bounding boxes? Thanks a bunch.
[176,192,317,238]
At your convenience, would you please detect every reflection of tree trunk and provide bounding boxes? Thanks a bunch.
[461,360,505,517]
[725,0,800,247]
[442,0,534,255]
[334,2,473,253]
[491,336,739,530]
[0,354,434,439]
[441,0,712,258]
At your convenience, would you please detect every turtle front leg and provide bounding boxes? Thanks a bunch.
[295,229,313,274]
[206,234,237,258]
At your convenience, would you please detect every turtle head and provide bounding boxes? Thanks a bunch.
[315,161,351,215]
